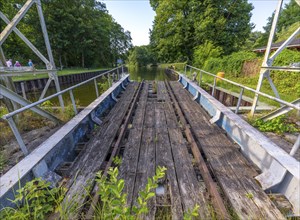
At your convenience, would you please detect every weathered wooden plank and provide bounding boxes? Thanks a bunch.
[132,128,156,220]
[67,83,138,179]
[170,81,285,219]
[119,83,149,207]
[155,102,183,220]
[164,98,212,218]
[63,83,140,210]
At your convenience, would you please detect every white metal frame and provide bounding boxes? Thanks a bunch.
[250,0,300,116]
[0,0,64,108]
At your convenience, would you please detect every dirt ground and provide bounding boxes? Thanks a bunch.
[0,125,60,176]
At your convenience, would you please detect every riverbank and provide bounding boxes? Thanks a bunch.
[11,67,110,82]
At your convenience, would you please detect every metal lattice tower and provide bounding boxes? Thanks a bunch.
[250,0,300,116]
[0,0,64,109]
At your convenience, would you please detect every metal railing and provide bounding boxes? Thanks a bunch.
[181,64,300,114]
[176,64,300,157]
[2,65,126,155]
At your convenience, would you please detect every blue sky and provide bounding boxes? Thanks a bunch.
[102,0,291,46]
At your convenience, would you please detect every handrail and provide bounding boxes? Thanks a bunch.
[181,65,300,111]
[2,65,125,120]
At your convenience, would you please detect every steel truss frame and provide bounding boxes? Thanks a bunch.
[0,0,64,108]
[250,0,300,116]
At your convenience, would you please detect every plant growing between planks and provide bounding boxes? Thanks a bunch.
[94,165,167,219]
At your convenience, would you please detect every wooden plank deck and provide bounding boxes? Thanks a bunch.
[120,82,211,219]
[59,80,284,219]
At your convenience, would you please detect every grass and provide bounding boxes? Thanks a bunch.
[11,67,110,82]
[185,69,298,107]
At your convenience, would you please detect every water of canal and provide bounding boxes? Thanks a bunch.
[28,66,174,107]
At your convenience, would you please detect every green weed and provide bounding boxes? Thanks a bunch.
[252,116,299,134]
[94,165,167,219]
[0,179,66,220]
[183,204,200,220]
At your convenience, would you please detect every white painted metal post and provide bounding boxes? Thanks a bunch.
[199,71,203,87]
[212,76,217,96]
[290,135,300,156]
[21,82,27,99]
[184,65,187,76]
[7,117,28,156]
[250,0,283,116]
[235,88,244,114]
[69,90,77,115]
[39,78,53,100]
[94,79,99,97]
[36,0,64,109]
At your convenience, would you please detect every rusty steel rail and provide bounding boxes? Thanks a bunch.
[85,81,145,219]
[165,80,230,220]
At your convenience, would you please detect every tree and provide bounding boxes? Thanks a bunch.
[150,0,253,63]
[127,45,156,66]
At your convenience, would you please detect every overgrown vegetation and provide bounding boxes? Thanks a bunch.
[94,166,167,219]
[252,116,299,134]
[0,179,66,220]
[204,51,258,77]
[0,165,183,219]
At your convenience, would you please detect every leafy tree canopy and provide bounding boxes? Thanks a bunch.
[150,0,253,63]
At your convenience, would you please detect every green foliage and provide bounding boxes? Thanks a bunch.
[150,0,253,63]
[95,166,167,219]
[276,21,300,43]
[127,46,157,66]
[183,204,200,220]
[40,100,54,108]
[0,179,66,220]
[204,51,257,77]
[193,41,223,68]
[277,1,300,33]
[0,151,7,172]
[252,116,299,134]
[271,49,300,96]
[0,107,9,118]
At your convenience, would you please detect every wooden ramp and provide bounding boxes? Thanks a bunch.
[61,81,285,219]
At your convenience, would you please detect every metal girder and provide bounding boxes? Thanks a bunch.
[36,0,55,69]
[0,0,35,46]
[260,98,300,121]
[0,12,51,67]
[250,0,299,116]
[0,0,64,109]
[0,84,61,124]
[269,27,300,62]
[261,66,300,72]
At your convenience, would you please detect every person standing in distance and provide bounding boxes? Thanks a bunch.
[14,61,21,67]
[6,59,12,67]
[28,59,33,67]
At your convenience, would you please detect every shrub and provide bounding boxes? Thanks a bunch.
[203,51,257,77]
